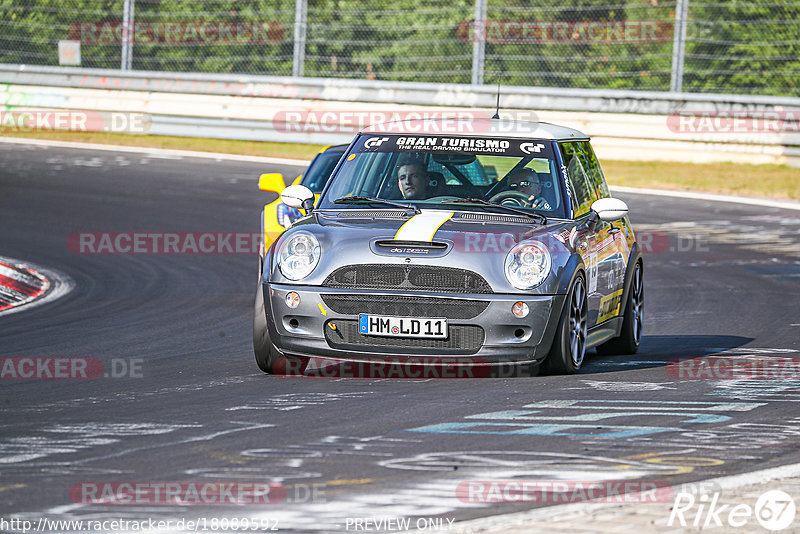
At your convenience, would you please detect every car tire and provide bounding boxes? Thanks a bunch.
[253,281,278,373]
[545,274,588,375]
[596,261,643,356]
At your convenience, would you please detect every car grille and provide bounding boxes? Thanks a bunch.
[320,294,489,320]
[324,319,484,354]
[322,265,493,293]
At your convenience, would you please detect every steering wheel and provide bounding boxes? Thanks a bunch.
[489,191,551,209]
[489,190,533,207]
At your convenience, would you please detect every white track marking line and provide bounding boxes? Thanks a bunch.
[0,137,310,166]
[610,185,800,211]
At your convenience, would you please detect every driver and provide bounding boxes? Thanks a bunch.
[507,168,551,209]
[397,159,432,200]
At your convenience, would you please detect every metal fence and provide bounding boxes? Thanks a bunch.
[1,0,798,96]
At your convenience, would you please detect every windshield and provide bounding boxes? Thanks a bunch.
[301,147,346,193]
[317,135,567,219]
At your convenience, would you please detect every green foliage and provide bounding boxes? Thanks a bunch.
[0,0,797,95]
[483,0,675,90]
[304,0,473,81]
[684,2,800,96]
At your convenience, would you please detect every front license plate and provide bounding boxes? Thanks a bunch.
[358,314,448,339]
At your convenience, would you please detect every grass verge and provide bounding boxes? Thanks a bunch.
[3,131,798,200]
[603,160,800,200]
[0,131,325,160]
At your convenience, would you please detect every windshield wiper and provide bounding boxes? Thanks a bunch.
[334,196,421,214]
[442,198,547,224]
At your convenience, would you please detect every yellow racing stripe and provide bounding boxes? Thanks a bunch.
[394,211,454,242]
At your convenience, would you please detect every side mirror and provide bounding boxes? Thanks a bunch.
[258,173,286,193]
[591,197,629,222]
[281,185,315,212]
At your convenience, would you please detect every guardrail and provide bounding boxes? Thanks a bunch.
[2,65,799,167]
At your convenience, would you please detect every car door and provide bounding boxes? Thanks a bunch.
[578,141,631,323]
[558,141,614,327]
[579,141,631,304]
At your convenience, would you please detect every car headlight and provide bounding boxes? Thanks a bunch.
[504,241,551,290]
[277,232,321,280]
[276,203,303,229]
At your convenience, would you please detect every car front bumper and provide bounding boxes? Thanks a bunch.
[261,283,566,365]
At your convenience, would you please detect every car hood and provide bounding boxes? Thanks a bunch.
[267,209,575,294]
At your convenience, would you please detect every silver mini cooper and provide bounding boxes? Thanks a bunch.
[254,119,643,375]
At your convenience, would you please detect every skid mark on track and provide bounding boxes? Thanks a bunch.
[43,423,192,436]
[0,376,259,413]
[708,378,800,402]
[9,433,429,531]
[226,392,372,412]
[380,450,680,480]
[564,380,677,391]
[184,466,323,483]
[0,465,129,477]
[240,435,425,465]
[405,400,765,446]
[0,423,199,465]
[586,360,668,368]
[10,447,730,533]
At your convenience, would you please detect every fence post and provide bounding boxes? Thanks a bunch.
[471,0,487,86]
[121,0,134,70]
[293,0,307,78]
[670,0,689,93]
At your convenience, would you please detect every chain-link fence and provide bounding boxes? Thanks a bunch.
[683,1,800,95]
[1,0,798,96]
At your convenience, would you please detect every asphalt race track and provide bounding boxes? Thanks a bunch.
[2,141,800,532]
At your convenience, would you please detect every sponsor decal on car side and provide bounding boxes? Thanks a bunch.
[597,288,624,322]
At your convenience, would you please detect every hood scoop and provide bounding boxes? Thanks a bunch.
[370,239,451,258]
[375,240,448,250]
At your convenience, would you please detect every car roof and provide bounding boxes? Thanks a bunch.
[361,118,588,140]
